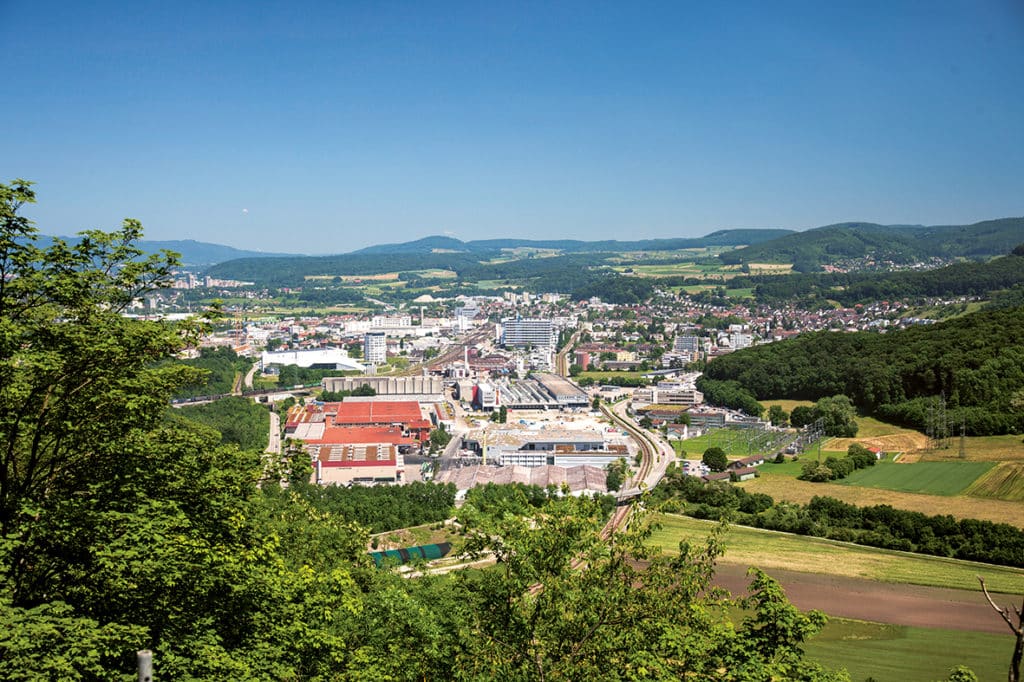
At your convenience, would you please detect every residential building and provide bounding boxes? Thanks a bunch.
[364,331,387,365]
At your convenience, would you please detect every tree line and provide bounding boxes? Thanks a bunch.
[652,465,1024,568]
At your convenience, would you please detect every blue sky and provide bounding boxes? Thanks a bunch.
[3,1,1023,254]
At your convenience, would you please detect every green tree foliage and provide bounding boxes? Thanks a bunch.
[798,445,874,482]
[695,376,764,417]
[605,457,630,492]
[430,423,452,453]
[702,447,729,472]
[272,364,359,387]
[172,346,251,398]
[815,394,859,437]
[703,306,1024,435]
[768,404,790,426]
[286,481,456,533]
[790,405,817,428]
[169,396,270,451]
[454,494,845,681]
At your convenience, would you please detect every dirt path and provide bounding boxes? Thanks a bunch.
[713,562,1013,634]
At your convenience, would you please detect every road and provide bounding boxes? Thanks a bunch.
[244,361,258,390]
[265,410,281,455]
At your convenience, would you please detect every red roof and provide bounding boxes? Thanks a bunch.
[307,426,415,447]
[328,401,422,426]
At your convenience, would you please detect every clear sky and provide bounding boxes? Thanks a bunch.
[3,1,1023,254]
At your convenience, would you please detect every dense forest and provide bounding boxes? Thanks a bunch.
[287,481,456,534]
[2,182,855,679]
[702,305,1024,435]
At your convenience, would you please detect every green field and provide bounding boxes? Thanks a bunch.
[806,619,1010,682]
[838,460,995,496]
[646,514,1024,594]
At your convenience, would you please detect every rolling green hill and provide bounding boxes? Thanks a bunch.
[718,218,1024,269]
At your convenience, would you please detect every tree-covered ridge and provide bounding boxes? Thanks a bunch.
[718,217,1024,268]
[703,305,1024,435]
[171,346,252,398]
[208,249,658,303]
[351,228,796,255]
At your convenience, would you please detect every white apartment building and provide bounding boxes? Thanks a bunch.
[364,331,387,365]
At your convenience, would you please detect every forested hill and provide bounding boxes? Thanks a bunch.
[718,217,1024,269]
[350,228,794,255]
[702,305,1024,435]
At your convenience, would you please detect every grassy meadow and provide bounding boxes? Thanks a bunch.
[806,619,1011,682]
[646,513,1024,594]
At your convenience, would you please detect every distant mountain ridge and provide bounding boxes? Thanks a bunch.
[718,218,1024,270]
[350,229,795,255]
[37,235,299,267]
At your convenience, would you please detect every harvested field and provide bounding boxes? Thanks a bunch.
[966,462,1024,502]
[921,434,1024,462]
[741,476,1024,528]
[826,431,929,454]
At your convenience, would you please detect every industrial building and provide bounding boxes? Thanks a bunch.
[286,400,436,486]
[435,464,608,499]
[462,425,630,468]
[260,348,364,373]
[457,374,589,411]
[321,375,445,402]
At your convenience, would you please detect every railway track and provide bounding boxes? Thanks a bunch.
[599,401,658,496]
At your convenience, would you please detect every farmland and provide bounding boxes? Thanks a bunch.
[966,462,1024,502]
[647,515,1023,680]
[647,513,1024,593]
[837,460,994,496]
[741,475,1024,528]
